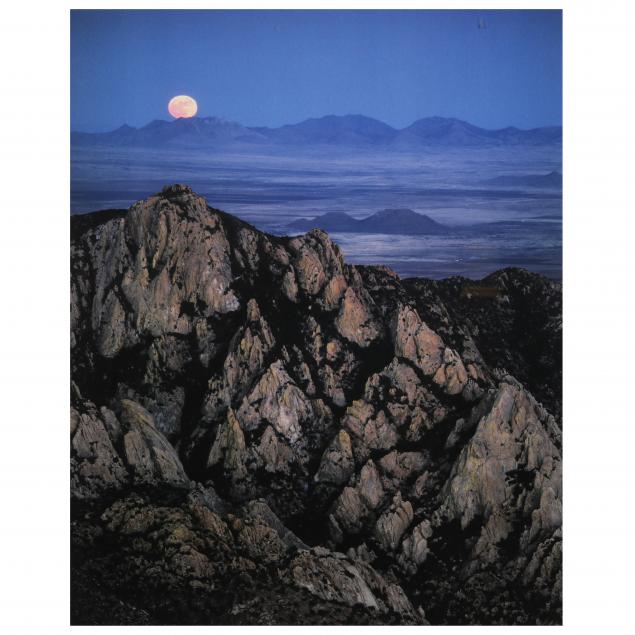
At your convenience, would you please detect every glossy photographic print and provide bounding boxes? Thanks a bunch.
[70,9,562,625]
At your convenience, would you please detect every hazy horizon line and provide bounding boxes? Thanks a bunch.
[72,112,564,135]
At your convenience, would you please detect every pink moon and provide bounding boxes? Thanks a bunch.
[168,95,198,119]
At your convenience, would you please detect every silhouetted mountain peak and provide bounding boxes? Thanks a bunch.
[289,207,446,235]
[362,207,446,234]
[72,115,266,148]
[372,207,433,221]
[256,114,398,145]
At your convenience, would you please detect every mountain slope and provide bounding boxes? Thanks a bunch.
[71,116,267,147]
[357,266,562,420]
[394,117,562,148]
[71,185,562,625]
[252,114,398,146]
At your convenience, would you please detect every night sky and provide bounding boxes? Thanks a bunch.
[71,10,562,133]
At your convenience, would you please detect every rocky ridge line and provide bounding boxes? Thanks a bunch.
[71,185,562,625]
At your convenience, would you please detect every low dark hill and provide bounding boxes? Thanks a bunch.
[289,208,447,235]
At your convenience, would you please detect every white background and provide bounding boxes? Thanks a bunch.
[1,1,634,633]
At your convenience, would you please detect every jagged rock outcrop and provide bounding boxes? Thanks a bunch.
[71,186,562,625]
[72,486,420,625]
[399,519,433,572]
[439,379,562,572]
[401,270,562,419]
[335,286,382,346]
[374,493,414,552]
[315,430,355,486]
[71,397,189,499]
[392,304,469,396]
[71,402,128,499]
[290,547,420,622]
[207,408,248,483]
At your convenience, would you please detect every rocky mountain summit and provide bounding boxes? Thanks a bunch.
[71,185,562,625]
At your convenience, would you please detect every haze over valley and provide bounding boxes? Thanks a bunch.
[71,115,562,280]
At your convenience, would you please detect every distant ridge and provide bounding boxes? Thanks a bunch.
[72,114,563,149]
[288,207,447,235]
[71,116,267,148]
[252,114,397,146]
[394,117,562,148]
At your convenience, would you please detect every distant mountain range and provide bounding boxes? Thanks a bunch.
[72,114,563,149]
[71,117,266,148]
[288,208,448,235]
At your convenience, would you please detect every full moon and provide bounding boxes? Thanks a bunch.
[168,95,198,119]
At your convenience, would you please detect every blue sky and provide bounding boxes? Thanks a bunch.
[71,10,562,132]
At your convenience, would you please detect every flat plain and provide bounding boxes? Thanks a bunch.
[71,144,562,279]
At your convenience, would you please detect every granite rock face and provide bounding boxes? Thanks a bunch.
[71,398,189,499]
[71,186,562,625]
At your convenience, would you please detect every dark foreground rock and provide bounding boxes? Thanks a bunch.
[71,487,422,625]
[71,185,562,625]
